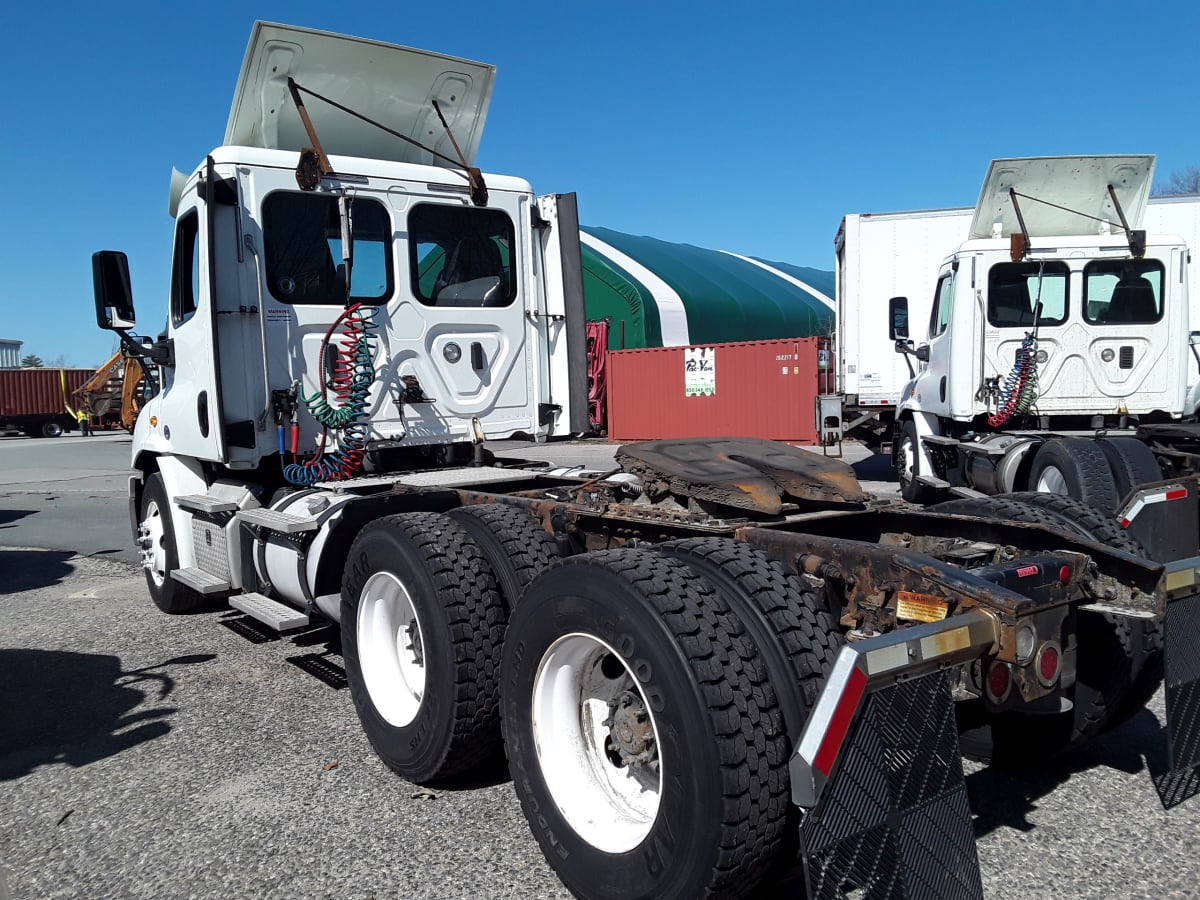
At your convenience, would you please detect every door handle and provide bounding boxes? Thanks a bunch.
[471,342,485,371]
[197,390,210,437]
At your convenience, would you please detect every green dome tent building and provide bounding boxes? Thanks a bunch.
[579,226,835,349]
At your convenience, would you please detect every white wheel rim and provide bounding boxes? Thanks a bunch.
[142,501,167,587]
[1036,465,1068,495]
[531,633,662,853]
[356,571,426,727]
[899,435,915,487]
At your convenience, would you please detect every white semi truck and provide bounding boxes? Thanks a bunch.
[833,178,1200,452]
[92,25,1200,898]
[838,155,1200,512]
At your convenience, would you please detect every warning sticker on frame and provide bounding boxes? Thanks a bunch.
[684,348,716,396]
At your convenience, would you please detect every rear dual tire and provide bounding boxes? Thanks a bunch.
[503,549,792,900]
[341,512,508,783]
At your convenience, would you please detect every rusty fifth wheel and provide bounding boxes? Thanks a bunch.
[502,549,789,900]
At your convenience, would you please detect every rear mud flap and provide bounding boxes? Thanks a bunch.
[798,670,983,900]
[1158,592,1200,808]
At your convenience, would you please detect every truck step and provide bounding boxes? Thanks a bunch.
[175,493,239,514]
[171,567,231,594]
[947,485,988,499]
[915,474,952,490]
[229,592,311,631]
[237,508,319,534]
[920,434,961,447]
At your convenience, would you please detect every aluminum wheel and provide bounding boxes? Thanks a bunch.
[356,571,426,728]
[897,433,916,490]
[140,500,168,587]
[531,632,663,853]
[1036,464,1069,495]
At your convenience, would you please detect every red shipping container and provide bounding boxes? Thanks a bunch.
[607,338,822,444]
[0,369,93,417]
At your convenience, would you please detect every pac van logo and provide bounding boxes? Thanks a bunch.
[684,348,716,397]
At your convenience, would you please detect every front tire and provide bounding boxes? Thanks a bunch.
[138,473,206,614]
[897,419,937,504]
[502,550,788,900]
[341,513,507,783]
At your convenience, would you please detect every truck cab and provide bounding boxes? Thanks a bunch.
[892,156,1193,503]
[95,22,587,490]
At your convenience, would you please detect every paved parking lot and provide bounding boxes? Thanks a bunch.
[2,434,1198,898]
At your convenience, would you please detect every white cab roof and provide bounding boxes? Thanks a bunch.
[225,22,495,168]
[969,155,1156,239]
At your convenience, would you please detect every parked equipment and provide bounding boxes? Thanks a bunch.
[75,352,147,432]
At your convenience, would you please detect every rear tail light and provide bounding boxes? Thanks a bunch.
[986,661,1013,703]
[1036,642,1062,687]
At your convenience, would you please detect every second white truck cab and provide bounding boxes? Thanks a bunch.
[891,155,1197,508]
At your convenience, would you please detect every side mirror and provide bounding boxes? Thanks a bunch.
[1190,331,1200,347]
[93,251,136,330]
[888,296,909,341]
[915,344,930,362]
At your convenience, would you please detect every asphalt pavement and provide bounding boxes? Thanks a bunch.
[1,433,1198,899]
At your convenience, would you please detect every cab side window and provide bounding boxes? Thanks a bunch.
[928,274,953,338]
[171,211,200,326]
[409,204,516,307]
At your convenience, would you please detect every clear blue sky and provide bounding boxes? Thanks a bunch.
[3,0,1198,368]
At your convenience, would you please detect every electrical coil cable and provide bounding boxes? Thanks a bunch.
[987,331,1039,427]
[987,262,1046,428]
[284,302,380,485]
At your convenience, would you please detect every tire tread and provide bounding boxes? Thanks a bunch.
[344,512,507,781]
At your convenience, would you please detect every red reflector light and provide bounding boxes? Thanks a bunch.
[813,666,868,777]
[986,662,1011,702]
[1037,644,1061,686]
[1167,489,1187,501]
[1059,565,1072,585]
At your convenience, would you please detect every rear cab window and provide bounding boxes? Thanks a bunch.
[409,204,517,308]
[987,261,1069,328]
[262,192,393,305]
[1083,259,1164,324]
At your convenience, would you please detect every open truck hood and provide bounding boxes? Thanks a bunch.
[969,155,1155,239]
[225,21,495,168]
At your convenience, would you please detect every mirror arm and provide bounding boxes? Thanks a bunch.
[115,328,174,367]
[894,340,916,378]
